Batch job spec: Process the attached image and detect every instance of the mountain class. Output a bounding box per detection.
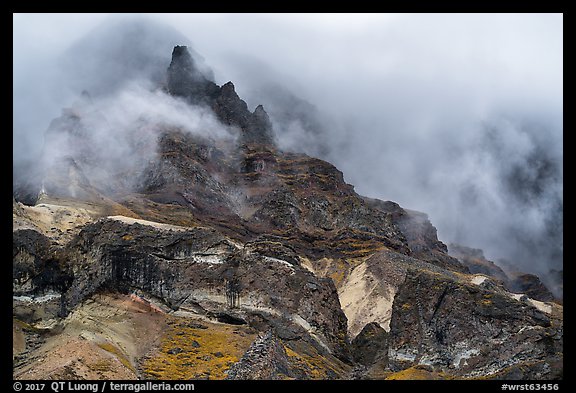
[448,243,557,302]
[13,39,562,380]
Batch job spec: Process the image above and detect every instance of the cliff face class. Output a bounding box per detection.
[387,270,562,379]
[13,44,562,380]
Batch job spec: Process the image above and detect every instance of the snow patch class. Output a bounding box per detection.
[508,292,552,314]
[292,314,312,331]
[191,255,224,265]
[389,348,417,362]
[452,348,480,368]
[262,256,295,273]
[471,275,488,285]
[528,299,552,314]
[292,314,331,353]
[107,215,190,231]
[13,293,61,303]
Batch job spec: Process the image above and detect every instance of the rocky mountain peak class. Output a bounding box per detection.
[211,81,274,146]
[167,45,219,105]
[214,81,248,115]
[166,46,275,146]
[220,81,237,96]
[253,104,267,116]
[245,104,274,146]
[253,104,272,128]
[168,45,197,76]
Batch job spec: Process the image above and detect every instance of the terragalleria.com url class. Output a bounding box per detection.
[107,382,194,392]
[46,381,194,392]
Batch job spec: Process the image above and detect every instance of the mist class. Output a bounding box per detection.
[13,13,562,289]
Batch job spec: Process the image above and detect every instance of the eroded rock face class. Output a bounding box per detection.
[387,269,562,379]
[134,129,414,263]
[167,45,220,105]
[14,217,350,362]
[351,322,388,367]
[13,229,57,295]
[338,248,465,340]
[13,229,72,322]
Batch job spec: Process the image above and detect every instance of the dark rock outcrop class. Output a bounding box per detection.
[507,273,556,303]
[226,330,293,379]
[13,230,72,297]
[212,82,275,146]
[247,104,274,145]
[13,229,73,321]
[387,269,562,379]
[167,45,220,105]
[213,81,251,129]
[351,322,388,367]
[363,198,467,273]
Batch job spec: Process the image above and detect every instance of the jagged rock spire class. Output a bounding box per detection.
[167,45,219,104]
[168,45,196,76]
[167,45,276,146]
[247,104,274,145]
[213,81,251,128]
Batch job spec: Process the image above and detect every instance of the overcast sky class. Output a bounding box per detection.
[13,13,563,284]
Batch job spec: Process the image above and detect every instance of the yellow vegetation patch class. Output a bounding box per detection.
[480,293,494,306]
[284,342,350,379]
[141,317,257,380]
[385,366,454,380]
[340,247,384,257]
[402,303,412,310]
[313,257,366,289]
[478,294,493,305]
[450,271,473,282]
[97,342,135,373]
[88,360,113,372]
[329,270,346,288]
[13,318,45,334]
